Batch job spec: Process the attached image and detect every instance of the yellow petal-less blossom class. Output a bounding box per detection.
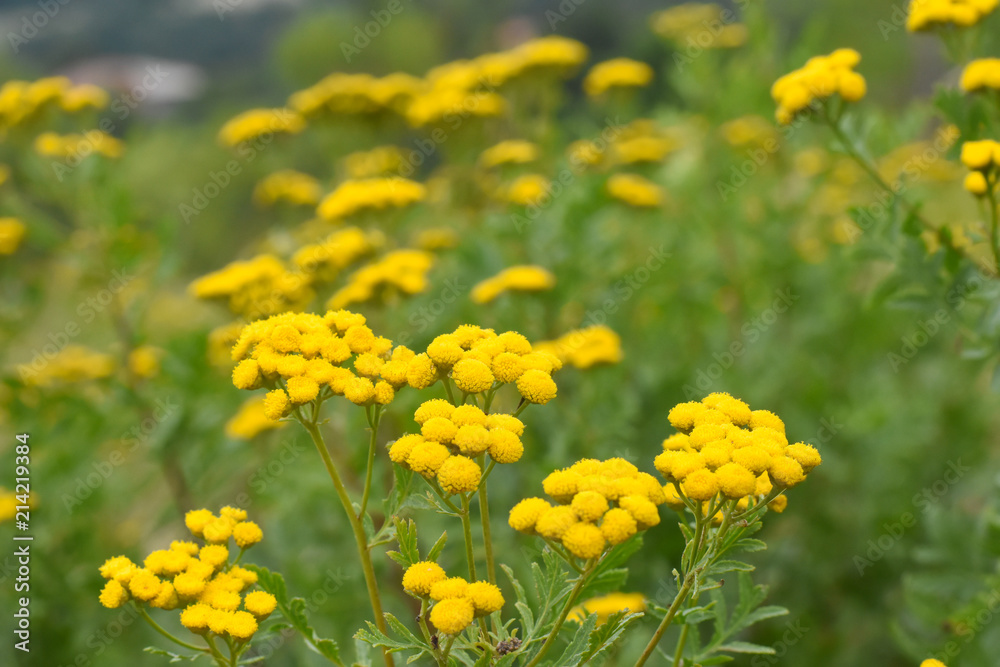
[502,173,551,206]
[263,389,291,420]
[479,140,539,167]
[961,58,1000,93]
[534,325,623,369]
[599,508,638,545]
[606,173,663,207]
[243,591,277,619]
[225,396,289,439]
[429,597,475,635]
[185,510,215,538]
[430,577,470,601]
[771,49,866,125]
[100,580,130,608]
[227,611,258,641]
[128,569,163,601]
[487,429,524,463]
[907,0,998,31]
[34,130,124,159]
[317,177,427,221]
[0,217,26,255]
[568,592,646,625]
[471,265,555,303]
[516,369,557,404]
[452,358,495,394]
[536,505,580,540]
[232,521,263,548]
[920,660,949,667]
[651,4,747,48]
[583,58,654,97]
[561,522,607,559]
[218,108,305,146]
[508,497,553,533]
[437,455,482,494]
[464,581,504,615]
[253,169,322,207]
[571,491,610,522]
[402,561,447,596]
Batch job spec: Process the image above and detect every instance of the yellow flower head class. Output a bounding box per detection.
[430,577,469,601]
[561,522,607,559]
[606,173,663,207]
[907,0,997,31]
[599,507,638,545]
[0,218,26,255]
[437,455,482,494]
[961,58,1000,93]
[584,58,654,97]
[465,581,504,614]
[771,48,866,124]
[99,579,130,608]
[232,521,264,548]
[479,139,539,168]
[516,369,557,404]
[402,561,447,596]
[244,591,277,619]
[509,497,553,533]
[430,597,475,635]
[471,265,555,303]
[218,108,305,146]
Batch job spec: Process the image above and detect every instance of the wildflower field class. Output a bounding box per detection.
[4,1,1000,666]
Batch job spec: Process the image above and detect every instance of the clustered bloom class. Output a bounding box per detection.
[0,217,26,255]
[771,48,866,125]
[291,227,382,283]
[190,254,312,319]
[344,145,407,178]
[583,58,654,97]
[478,140,539,168]
[654,393,822,516]
[327,249,434,309]
[606,173,664,208]
[400,561,504,635]
[960,58,1000,93]
[230,310,409,415]
[534,325,624,369]
[98,507,275,647]
[510,457,671,559]
[0,76,109,129]
[316,177,427,221]
[501,173,552,206]
[217,108,305,146]
[906,0,998,31]
[21,344,115,387]
[567,592,646,625]
[959,139,1000,196]
[650,4,747,48]
[34,130,124,159]
[253,169,322,207]
[470,265,556,303]
[610,119,678,165]
[225,396,289,440]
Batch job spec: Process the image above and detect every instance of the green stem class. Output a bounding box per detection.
[460,494,478,582]
[987,188,999,273]
[512,401,529,418]
[136,606,209,653]
[672,622,692,667]
[300,418,394,667]
[205,635,229,667]
[634,573,697,667]
[360,406,382,519]
[443,377,458,405]
[477,457,497,586]
[523,559,597,667]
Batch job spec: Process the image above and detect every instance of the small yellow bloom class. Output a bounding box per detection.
[437,455,482,494]
[584,58,654,97]
[0,218,26,255]
[430,597,475,635]
[402,561,447,596]
[99,580,129,608]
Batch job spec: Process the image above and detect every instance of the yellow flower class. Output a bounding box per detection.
[479,140,539,167]
[599,508,638,545]
[465,581,504,615]
[253,169,321,207]
[227,610,258,641]
[516,369,557,404]
[561,522,607,559]
[571,491,609,522]
[263,388,291,420]
[606,173,663,207]
[437,456,482,494]
[402,561,447,596]
[771,48,866,124]
[961,58,1000,92]
[200,545,230,569]
[471,265,555,303]
[0,218,26,255]
[185,510,215,538]
[907,0,997,31]
[534,325,623,369]
[218,108,305,146]
[509,497,553,533]
[407,442,452,478]
[502,174,551,206]
[344,145,406,178]
[128,568,163,601]
[486,414,525,436]
[452,358,495,394]
[965,171,989,195]
[768,456,806,488]
[244,591,277,619]
[232,521,263,548]
[618,495,660,529]
[99,580,129,608]
[536,505,580,540]
[317,177,427,221]
[226,397,287,439]
[583,58,654,97]
[407,353,440,389]
[715,462,757,499]
[785,443,822,473]
[487,429,524,463]
[180,603,213,633]
[430,598,475,635]
[430,577,469,601]
[681,469,718,501]
[920,660,948,667]
[749,409,785,434]
[34,130,124,158]
[568,592,646,625]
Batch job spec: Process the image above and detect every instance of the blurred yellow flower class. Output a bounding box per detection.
[0,217,26,255]
[568,592,646,624]
[471,265,555,303]
[217,108,305,146]
[478,140,539,168]
[583,58,654,97]
[606,173,663,207]
[253,170,321,207]
[907,0,997,31]
[317,177,427,221]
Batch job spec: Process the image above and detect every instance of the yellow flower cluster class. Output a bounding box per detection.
[583,58,654,97]
[0,217,26,255]
[534,325,623,369]
[217,108,305,146]
[344,145,406,178]
[470,265,556,304]
[651,4,747,48]
[23,345,115,387]
[960,139,1000,196]
[225,396,288,439]
[510,457,670,559]
[606,173,664,207]
[34,131,124,159]
[567,592,645,624]
[190,255,312,319]
[231,310,409,414]
[327,249,434,309]
[317,177,427,221]
[720,115,778,148]
[479,140,539,168]
[400,562,504,635]
[920,660,948,667]
[961,58,1000,92]
[502,174,551,206]
[0,489,36,522]
[610,119,678,165]
[414,227,459,251]
[128,345,163,379]
[99,507,274,646]
[654,394,821,511]
[390,402,524,487]
[291,227,382,283]
[405,87,507,127]
[253,170,322,207]
[289,72,423,117]
[906,0,998,31]
[0,77,108,128]
[771,49,866,125]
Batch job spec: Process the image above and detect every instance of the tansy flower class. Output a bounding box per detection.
[561,522,607,559]
[509,498,552,533]
[479,140,539,167]
[99,580,129,608]
[180,603,213,633]
[584,58,654,97]
[233,521,263,548]
[568,592,646,625]
[771,48,866,125]
[471,265,555,303]
[402,561,446,596]
[533,325,623,369]
[907,0,997,31]
[0,218,26,255]
[437,456,482,494]
[599,508,638,545]
[606,173,663,207]
[263,389,291,420]
[430,577,469,601]
[429,597,475,635]
[317,177,426,221]
[218,108,305,146]
[464,581,504,615]
[128,569,163,601]
[487,429,524,463]
[516,369,557,404]
[451,358,495,394]
[227,610,258,641]
[253,169,321,207]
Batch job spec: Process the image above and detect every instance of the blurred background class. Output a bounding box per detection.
[1,1,1000,666]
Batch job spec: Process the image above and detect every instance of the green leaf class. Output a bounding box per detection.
[553,612,598,667]
[717,641,776,655]
[142,646,204,662]
[706,560,755,577]
[729,538,767,555]
[576,610,644,665]
[383,613,425,647]
[692,571,788,664]
[427,530,448,562]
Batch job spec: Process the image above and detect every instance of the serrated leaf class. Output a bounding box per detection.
[427,531,448,562]
[706,560,755,577]
[553,612,598,666]
[729,538,767,554]
[384,613,426,647]
[576,610,643,665]
[717,641,776,654]
[142,646,204,662]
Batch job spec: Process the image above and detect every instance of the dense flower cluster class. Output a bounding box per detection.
[610,119,678,165]
[344,145,407,178]
[230,310,407,415]
[606,173,664,207]
[510,457,670,559]
[253,169,322,207]
[327,249,434,309]
[960,139,1000,196]
[651,4,747,48]
[400,561,504,635]
[289,72,424,117]
[225,396,288,440]
[34,130,123,159]
[771,48,866,125]
[470,265,556,303]
[567,592,646,624]
[190,255,312,319]
[23,345,115,386]
[906,0,998,31]
[316,177,427,221]
[0,217,26,255]
[960,58,1000,93]
[534,325,624,369]
[479,140,539,168]
[583,58,654,97]
[654,394,821,514]
[291,227,382,283]
[502,174,551,206]
[0,76,108,128]
[217,108,305,146]
[98,507,275,646]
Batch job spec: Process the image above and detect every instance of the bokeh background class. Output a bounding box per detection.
[2,1,1000,666]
